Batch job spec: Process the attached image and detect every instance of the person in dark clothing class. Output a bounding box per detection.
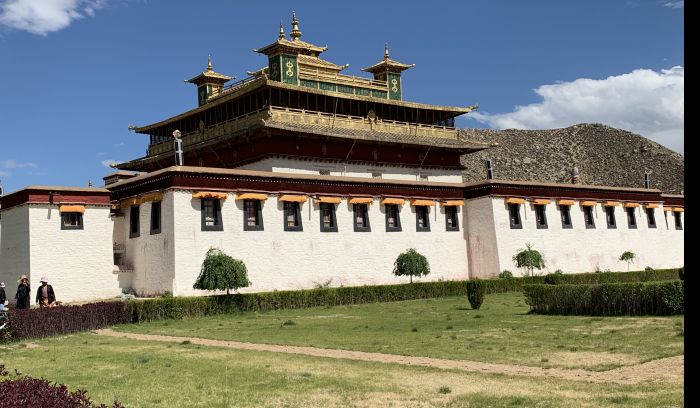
[0,282,7,311]
[36,276,56,308]
[15,275,31,309]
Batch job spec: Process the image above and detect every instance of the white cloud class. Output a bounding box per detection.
[1,159,37,169]
[0,170,11,177]
[101,159,123,168]
[467,66,684,154]
[663,1,683,8]
[0,0,106,36]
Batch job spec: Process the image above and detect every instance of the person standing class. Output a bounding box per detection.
[36,277,56,308]
[0,282,7,311]
[15,275,30,309]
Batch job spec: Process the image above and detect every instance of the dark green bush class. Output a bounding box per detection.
[544,273,565,285]
[523,281,684,316]
[679,266,684,281]
[498,270,513,279]
[466,279,485,310]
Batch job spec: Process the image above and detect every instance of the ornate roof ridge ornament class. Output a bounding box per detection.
[278,22,285,40]
[207,54,213,71]
[291,11,302,41]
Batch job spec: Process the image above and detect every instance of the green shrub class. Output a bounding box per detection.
[523,281,684,315]
[393,248,430,283]
[619,251,636,272]
[498,270,513,279]
[466,279,485,310]
[679,266,684,281]
[544,273,565,285]
[512,243,545,277]
[193,247,250,295]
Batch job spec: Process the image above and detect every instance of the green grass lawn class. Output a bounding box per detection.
[115,292,684,371]
[0,333,683,407]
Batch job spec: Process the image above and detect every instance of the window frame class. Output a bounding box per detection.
[604,206,617,229]
[508,203,522,229]
[60,212,84,230]
[385,204,402,232]
[129,205,140,238]
[560,205,573,229]
[534,204,548,229]
[150,201,162,235]
[583,205,596,229]
[674,212,683,230]
[283,201,303,232]
[243,199,264,231]
[319,202,338,232]
[201,198,223,231]
[626,207,637,229]
[415,205,431,232]
[353,203,371,232]
[445,206,459,231]
[646,208,657,228]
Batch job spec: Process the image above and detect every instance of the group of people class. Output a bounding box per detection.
[0,275,57,311]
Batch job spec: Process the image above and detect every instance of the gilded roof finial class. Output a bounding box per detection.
[278,22,285,40]
[207,54,212,71]
[290,11,302,41]
[384,43,389,61]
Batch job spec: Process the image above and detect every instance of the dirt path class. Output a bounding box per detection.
[95,329,682,385]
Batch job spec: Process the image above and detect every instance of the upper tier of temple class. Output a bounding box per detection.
[119,13,481,172]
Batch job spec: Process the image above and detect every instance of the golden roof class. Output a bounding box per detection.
[254,12,327,56]
[186,55,233,84]
[297,54,347,71]
[362,45,414,74]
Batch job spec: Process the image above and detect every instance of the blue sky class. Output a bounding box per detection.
[0,0,684,194]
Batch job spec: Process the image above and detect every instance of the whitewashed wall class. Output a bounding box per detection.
[238,157,463,183]
[122,194,176,297]
[169,190,469,296]
[0,205,30,295]
[485,197,684,277]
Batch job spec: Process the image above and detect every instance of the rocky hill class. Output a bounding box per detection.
[459,123,684,194]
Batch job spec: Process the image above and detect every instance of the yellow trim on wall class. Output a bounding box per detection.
[673,207,684,213]
[348,197,374,204]
[532,199,551,205]
[410,199,434,206]
[192,192,228,200]
[556,199,575,206]
[440,200,464,207]
[579,201,597,207]
[623,202,640,208]
[58,205,85,214]
[315,196,342,204]
[505,197,525,205]
[235,193,268,201]
[603,201,620,207]
[278,194,308,203]
[644,203,660,209]
[381,197,405,205]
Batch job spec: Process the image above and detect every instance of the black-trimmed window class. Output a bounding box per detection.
[284,202,303,231]
[508,204,522,229]
[61,212,83,230]
[646,208,656,228]
[129,205,140,238]
[560,205,572,229]
[353,204,371,232]
[605,206,616,229]
[201,199,223,231]
[385,204,401,232]
[674,212,683,230]
[150,201,161,235]
[320,203,337,232]
[583,206,595,229]
[243,200,263,231]
[534,205,548,229]
[445,206,459,231]
[416,206,430,232]
[626,207,637,229]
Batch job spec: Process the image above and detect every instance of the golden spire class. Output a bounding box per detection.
[207,54,212,71]
[278,22,285,40]
[384,43,389,61]
[290,11,302,41]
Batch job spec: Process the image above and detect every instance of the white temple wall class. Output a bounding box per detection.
[27,205,120,302]
[238,157,463,183]
[464,197,502,278]
[487,197,684,277]
[170,190,469,296]
[0,205,30,292]
[123,194,176,296]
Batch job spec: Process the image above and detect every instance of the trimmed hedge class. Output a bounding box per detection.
[523,281,684,315]
[129,280,467,322]
[466,280,485,309]
[7,302,130,341]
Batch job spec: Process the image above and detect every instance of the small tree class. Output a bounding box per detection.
[194,247,251,295]
[619,251,636,272]
[393,248,430,283]
[512,243,545,277]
